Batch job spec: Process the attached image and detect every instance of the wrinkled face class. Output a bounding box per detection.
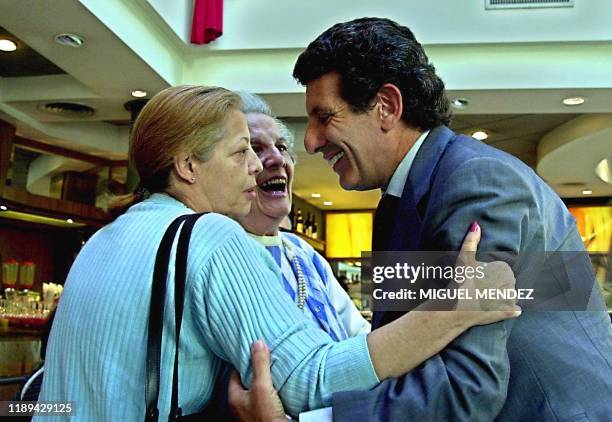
[192,109,262,219]
[304,72,390,191]
[245,113,294,224]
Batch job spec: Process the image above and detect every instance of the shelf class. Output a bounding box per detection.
[292,231,325,253]
[1,187,110,227]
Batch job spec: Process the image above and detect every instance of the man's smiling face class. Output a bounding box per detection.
[304,72,394,191]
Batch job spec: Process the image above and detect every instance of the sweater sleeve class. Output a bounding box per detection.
[195,227,378,417]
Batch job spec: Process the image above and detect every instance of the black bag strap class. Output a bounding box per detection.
[146,215,187,422]
[169,213,203,420]
[145,213,205,422]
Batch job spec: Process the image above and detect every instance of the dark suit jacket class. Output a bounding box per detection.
[332,126,612,421]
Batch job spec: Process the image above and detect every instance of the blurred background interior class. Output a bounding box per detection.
[1,0,611,399]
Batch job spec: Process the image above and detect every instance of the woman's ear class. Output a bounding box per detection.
[377,83,403,132]
[173,154,196,184]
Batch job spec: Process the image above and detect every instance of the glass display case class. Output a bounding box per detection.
[324,211,374,319]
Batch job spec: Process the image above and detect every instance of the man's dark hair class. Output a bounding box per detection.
[293,17,451,129]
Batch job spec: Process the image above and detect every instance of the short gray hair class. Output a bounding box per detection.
[238,91,295,159]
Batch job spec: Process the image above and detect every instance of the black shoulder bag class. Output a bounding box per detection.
[144,213,206,421]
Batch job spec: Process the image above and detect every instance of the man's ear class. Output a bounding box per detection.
[173,154,196,184]
[376,83,403,132]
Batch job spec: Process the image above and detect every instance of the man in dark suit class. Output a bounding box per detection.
[230,17,612,421]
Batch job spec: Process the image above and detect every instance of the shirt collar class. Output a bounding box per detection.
[384,130,430,197]
[247,232,282,247]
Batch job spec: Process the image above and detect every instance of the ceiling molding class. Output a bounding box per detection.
[15,135,128,168]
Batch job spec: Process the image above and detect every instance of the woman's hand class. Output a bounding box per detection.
[367,222,522,380]
[452,222,522,325]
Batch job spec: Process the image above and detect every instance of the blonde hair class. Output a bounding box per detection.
[108,85,241,217]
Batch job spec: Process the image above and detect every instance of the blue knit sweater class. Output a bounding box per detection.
[36,194,377,420]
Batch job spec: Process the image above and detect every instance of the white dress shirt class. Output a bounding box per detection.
[385,129,430,197]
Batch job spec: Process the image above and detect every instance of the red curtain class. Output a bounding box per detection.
[190,0,223,44]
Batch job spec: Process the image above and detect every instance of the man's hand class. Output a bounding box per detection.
[228,340,287,422]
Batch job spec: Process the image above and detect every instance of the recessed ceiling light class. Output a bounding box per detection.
[595,157,610,184]
[54,33,84,48]
[451,98,469,108]
[562,96,585,106]
[131,90,147,98]
[581,189,593,195]
[311,193,321,198]
[323,201,333,206]
[0,205,7,211]
[471,130,488,141]
[0,39,17,52]
[66,218,74,224]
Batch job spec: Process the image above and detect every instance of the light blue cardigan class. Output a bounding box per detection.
[37,194,377,420]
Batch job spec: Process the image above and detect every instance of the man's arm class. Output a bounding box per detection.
[332,157,537,421]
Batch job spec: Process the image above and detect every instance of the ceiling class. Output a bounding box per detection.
[0,0,610,210]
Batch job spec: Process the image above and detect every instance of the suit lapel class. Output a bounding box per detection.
[387,126,456,251]
[372,126,456,328]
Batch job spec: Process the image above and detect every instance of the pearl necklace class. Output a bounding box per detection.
[282,238,306,310]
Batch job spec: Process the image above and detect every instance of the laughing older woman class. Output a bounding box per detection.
[236,92,369,341]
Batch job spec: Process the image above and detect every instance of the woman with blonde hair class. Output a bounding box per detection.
[37,85,519,421]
